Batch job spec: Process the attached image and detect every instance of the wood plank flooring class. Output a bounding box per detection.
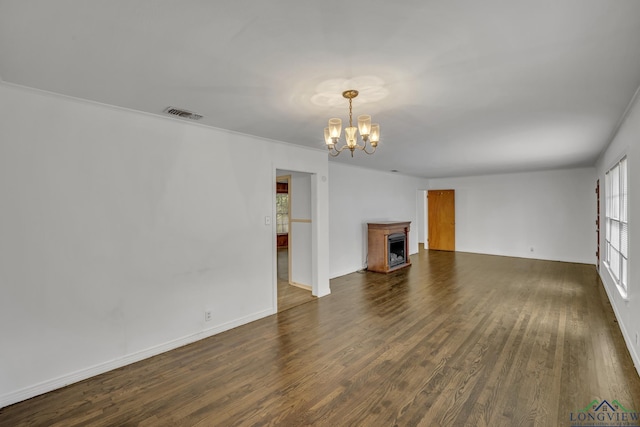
[277,248,315,312]
[2,249,640,426]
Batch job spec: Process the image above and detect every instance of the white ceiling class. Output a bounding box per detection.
[1,0,640,178]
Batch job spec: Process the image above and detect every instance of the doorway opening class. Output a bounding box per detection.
[276,172,315,312]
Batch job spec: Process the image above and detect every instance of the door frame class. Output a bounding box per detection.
[273,165,330,307]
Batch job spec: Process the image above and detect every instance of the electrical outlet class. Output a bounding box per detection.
[205,310,212,322]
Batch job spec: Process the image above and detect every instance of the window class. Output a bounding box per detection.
[604,156,628,296]
[276,193,289,234]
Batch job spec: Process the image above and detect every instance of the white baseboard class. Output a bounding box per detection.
[0,308,274,409]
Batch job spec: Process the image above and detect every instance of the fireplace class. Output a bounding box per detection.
[388,233,406,268]
[367,222,411,273]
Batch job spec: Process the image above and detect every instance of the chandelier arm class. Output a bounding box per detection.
[362,143,377,155]
[335,144,349,153]
[328,143,346,156]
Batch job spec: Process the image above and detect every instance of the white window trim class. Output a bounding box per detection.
[603,155,628,299]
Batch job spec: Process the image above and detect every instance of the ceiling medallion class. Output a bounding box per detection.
[324,90,379,157]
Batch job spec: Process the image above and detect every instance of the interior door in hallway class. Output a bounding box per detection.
[428,190,455,251]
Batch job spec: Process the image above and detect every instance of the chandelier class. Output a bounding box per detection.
[324,90,380,157]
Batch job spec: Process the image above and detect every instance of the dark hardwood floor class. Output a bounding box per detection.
[277,248,315,312]
[2,249,640,426]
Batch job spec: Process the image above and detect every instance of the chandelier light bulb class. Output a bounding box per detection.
[324,127,333,147]
[345,127,358,148]
[370,123,380,146]
[328,118,342,140]
[358,115,371,138]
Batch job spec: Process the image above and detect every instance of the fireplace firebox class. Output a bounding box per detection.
[388,233,406,268]
[367,222,411,273]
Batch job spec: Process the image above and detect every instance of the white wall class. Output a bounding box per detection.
[328,163,429,278]
[0,83,329,407]
[596,91,640,375]
[417,190,427,245]
[429,168,596,264]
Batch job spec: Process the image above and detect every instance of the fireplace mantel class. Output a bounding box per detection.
[367,222,411,273]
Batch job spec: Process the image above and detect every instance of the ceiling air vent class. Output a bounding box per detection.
[163,107,203,121]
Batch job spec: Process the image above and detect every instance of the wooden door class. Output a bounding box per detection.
[428,190,455,251]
